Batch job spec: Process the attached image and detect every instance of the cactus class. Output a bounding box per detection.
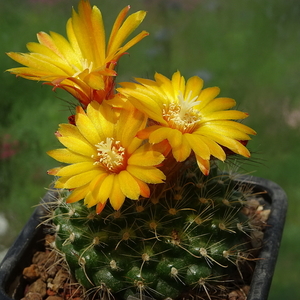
[50,163,262,300]
[6,1,261,299]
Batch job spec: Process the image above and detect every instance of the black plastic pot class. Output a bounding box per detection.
[0,176,287,300]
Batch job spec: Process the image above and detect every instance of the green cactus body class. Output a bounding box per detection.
[52,166,258,300]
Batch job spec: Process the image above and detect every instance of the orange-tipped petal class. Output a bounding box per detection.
[47,167,62,175]
[96,201,107,214]
[196,156,210,176]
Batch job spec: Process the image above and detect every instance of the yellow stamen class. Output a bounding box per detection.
[94,137,125,172]
[162,91,201,132]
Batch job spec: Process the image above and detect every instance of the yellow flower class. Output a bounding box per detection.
[47,101,165,213]
[6,0,148,107]
[118,71,256,175]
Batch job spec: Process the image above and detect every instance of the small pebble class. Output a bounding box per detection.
[21,292,43,300]
[45,296,64,300]
[23,264,40,281]
[27,278,47,298]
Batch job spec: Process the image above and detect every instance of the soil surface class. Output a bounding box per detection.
[21,235,84,300]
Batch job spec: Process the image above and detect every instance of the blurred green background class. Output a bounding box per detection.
[0,0,299,298]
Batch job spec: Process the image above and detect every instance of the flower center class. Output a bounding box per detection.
[162,91,201,133]
[94,137,126,172]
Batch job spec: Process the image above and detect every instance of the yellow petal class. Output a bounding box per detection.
[184,134,211,160]
[118,170,140,200]
[127,165,165,184]
[58,123,82,139]
[172,139,192,162]
[66,184,90,203]
[109,175,126,210]
[58,136,96,157]
[214,120,257,136]
[64,169,101,188]
[7,52,67,77]
[197,87,220,110]
[185,76,203,100]
[116,103,147,149]
[134,177,150,198]
[75,106,101,145]
[89,172,108,191]
[128,145,165,166]
[118,85,166,124]
[170,71,185,95]
[26,41,63,63]
[167,129,182,149]
[199,97,236,113]
[37,31,63,58]
[49,30,81,68]
[107,10,147,60]
[136,75,172,105]
[54,177,68,189]
[155,72,178,100]
[6,66,55,80]
[233,142,251,157]
[196,135,226,161]
[96,174,115,205]
[136,125,160,140]
[84,191,98,207]
[87,101,116,140]
[107,5,130,51]
[203,110,249,121]
[200,124,252,141]
[71,2,95,64]
[66,18,82,61]
[89,3,106,65]
[56,162,95,177]
[199,131,250,157]
[148,127,171,144]
[113,31,149,61]
[85,173,108,207]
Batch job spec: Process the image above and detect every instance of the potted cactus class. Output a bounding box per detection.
[1,1,287,300]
